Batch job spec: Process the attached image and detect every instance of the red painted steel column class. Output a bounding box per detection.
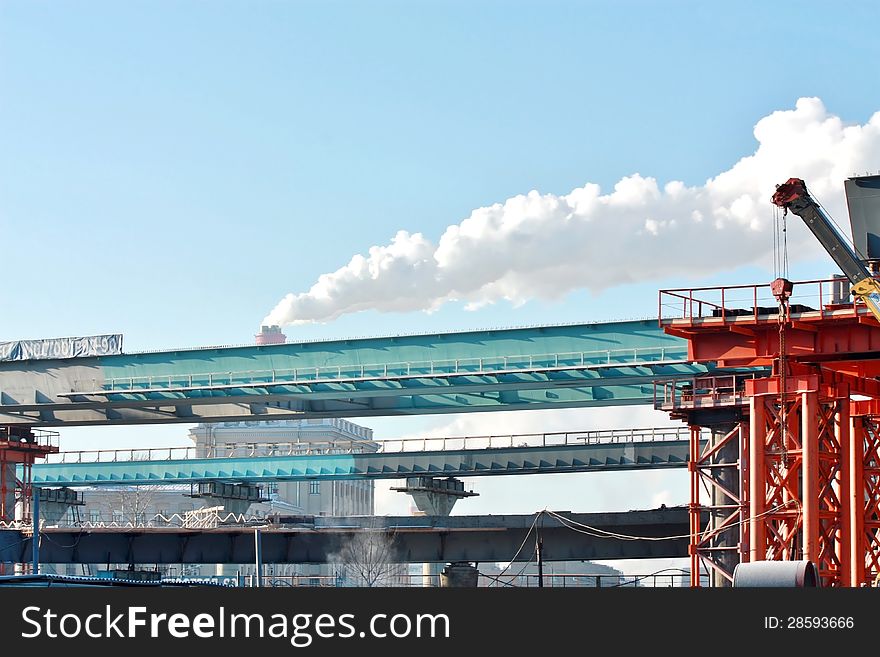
[837,400,852,586]
[749,396,766,561]
[689,425,701,587]
[850,416,866,586]
[802,391,819,566]
[739,421,750,565]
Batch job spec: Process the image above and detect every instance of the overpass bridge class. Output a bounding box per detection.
[0,319,712,427]
[0,508,691,564]
[30,427,696,486]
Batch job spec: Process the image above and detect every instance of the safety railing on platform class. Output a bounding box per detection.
[0,427,60,450]
[43,426,697,465]
[654,374,759,410]
[659,277,857,324]
[74,345,690,395]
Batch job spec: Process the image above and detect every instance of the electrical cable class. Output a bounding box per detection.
[478,572,517,587]
[545,502,799,541]
[773,205,780,279]
[510,545,538,581]
[608,567,691,588]
[488,511,542,586]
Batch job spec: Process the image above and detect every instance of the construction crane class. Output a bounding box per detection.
[771,177,880,322]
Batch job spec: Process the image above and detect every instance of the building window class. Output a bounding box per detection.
[309,481,320,495]
[89,510,101,523]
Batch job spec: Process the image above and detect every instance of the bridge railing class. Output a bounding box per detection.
[377,426,694,453]
[43,426,697,465]
[44,440,378,464]
[659,277,856,324]
[238,572,697,588]
[80,345,690,394]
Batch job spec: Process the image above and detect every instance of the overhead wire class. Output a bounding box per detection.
[478,572,517,587]
[544,501,800,542]
[486,511,541,586]
[608,567,691,588]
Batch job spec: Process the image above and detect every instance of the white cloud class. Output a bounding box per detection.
[263,97,880,326]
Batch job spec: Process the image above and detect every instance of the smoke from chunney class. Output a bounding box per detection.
[263,98,880,327]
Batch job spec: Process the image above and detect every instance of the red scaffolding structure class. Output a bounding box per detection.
[0,426,59,523]
[659,278,880,587]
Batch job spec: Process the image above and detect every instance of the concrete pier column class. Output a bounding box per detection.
[393,477,478,586]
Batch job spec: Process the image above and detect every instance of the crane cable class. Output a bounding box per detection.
[774,204,790,464]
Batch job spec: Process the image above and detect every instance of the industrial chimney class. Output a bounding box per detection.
[255,325,287,345]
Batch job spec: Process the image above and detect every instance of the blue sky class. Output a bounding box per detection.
[3,2,880,568]
[4,1,878,347]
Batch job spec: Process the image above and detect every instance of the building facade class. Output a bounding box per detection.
[188,418,377,518]
[52,418,379,579]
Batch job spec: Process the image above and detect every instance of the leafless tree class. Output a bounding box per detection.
[334,524,400,587]
[100,486,160,526]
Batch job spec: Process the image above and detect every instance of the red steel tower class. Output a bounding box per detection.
[659,278,880,586]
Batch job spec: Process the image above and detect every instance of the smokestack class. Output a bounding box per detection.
[255,325,287,345]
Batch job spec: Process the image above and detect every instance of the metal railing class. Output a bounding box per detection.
[0,427,60,449]
[659,277,859,324]
[238,572,697,588]
[377,426,693,453]
[31,509,265,530]
[76,346,689,395]
[45,440,377,464]
[480,572,695,588]
[44,426,697,465]
[654,374,759,410]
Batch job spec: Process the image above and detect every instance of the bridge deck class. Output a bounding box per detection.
[0,509,691,563]
[32,427,696,485]
[0,319,710,426]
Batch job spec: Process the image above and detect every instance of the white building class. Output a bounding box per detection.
[55,418,379,580]
[189,418,378,518]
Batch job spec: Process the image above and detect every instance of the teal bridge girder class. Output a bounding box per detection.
[30,428,699,486]
[0,319,717,427]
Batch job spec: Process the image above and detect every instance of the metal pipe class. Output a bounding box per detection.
[32,486,40,575]
[689,425,701,587]
[749,396,767,561]
[836,398,851,586]
[536,531,544,588]
[802,391,819,566]
[850,416,866,586]
[254,528,263,587]
[733,560,818,587]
